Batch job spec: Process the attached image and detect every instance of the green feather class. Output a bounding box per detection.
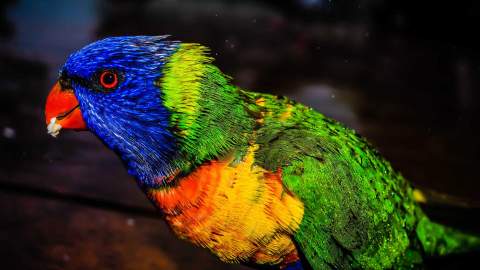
[159,43,254,172]
[249,92,480,269]
[161,43,480,269]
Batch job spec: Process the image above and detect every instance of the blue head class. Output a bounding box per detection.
[47,36,181,187]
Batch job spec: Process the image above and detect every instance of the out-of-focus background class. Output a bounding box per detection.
[0,0,479,269]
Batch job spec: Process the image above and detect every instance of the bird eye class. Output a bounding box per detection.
[99,70,118,89]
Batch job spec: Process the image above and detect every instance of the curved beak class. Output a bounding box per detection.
[45,81,87,137]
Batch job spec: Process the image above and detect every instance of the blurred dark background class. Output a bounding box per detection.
[0,0,479,269]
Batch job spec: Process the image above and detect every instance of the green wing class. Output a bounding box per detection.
[250,93,424,269]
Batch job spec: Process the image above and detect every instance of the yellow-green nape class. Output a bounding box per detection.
[158,42,253,166]
[160,43,213,137]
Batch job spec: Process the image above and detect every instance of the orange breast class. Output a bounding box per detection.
[147,145,305,266]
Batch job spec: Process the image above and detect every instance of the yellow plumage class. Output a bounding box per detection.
[148,145,304,265]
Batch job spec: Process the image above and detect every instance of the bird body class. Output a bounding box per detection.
[45,36,480,269]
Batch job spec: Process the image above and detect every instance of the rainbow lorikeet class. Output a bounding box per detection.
[44,36,479,269]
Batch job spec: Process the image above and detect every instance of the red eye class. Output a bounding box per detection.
[99,71,118,89]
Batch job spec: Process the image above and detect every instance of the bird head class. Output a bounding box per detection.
[45,36,182,186]
[45,36,252,187]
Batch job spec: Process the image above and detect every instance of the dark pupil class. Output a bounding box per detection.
[103,73,115,85]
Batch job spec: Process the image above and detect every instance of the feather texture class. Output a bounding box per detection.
[53,36,480,269]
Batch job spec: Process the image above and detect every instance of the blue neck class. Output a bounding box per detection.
[79,87,181,188]
[62,36,186,188]
[73,46,183,188]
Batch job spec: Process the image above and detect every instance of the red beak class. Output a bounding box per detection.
[45,81,87,132]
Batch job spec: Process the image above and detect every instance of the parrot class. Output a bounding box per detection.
[44,36,479,269]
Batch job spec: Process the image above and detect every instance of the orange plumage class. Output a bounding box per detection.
[147,145,304,266]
